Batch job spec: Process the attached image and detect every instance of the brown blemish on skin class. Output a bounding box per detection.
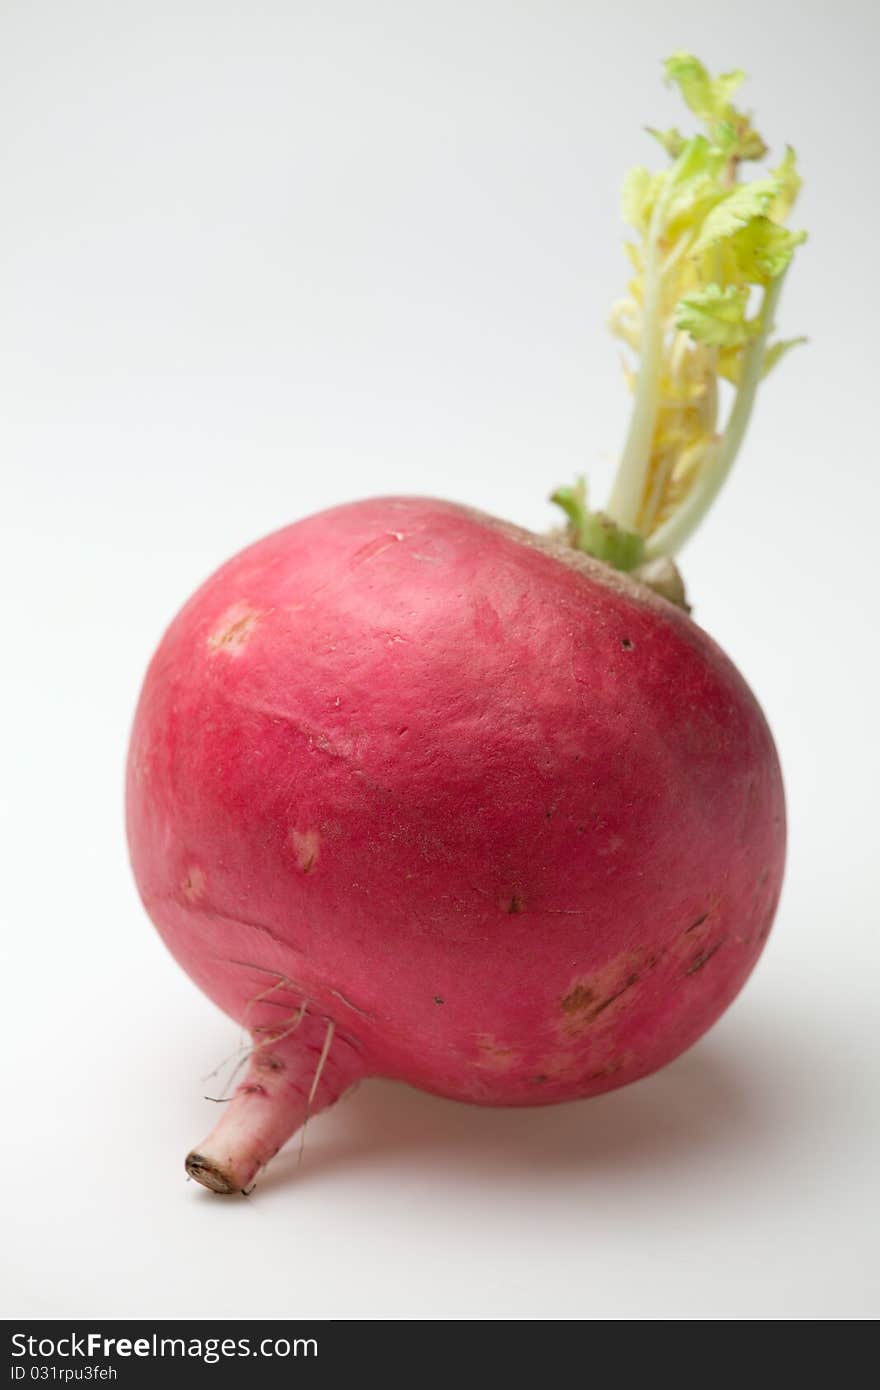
[532,1050,576,1081]
[182,866,206,902]
[587,1066,619,1082]
[586,1052,634,1082]
[208,604,262,653]
[561,983,597,1015]
[290,828,320,874]
[475,1035,521,1071]
[433,995,444,1005]
[588,973,640,1019]
[506,894,526,915]
[686,912,709,933]
[621,637,634,651]
[685,940,725,975]
[253,1051,284,1073]
[668,903,727,976]
[559,948,662,1038]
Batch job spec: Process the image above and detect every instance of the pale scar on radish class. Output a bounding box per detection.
[475,1035,523,1071]
[290,828,320,873]
[208,603,263,652]
[350,531,405,566]
[181,866,205,902]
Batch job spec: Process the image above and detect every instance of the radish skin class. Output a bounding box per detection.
[126,497,785,1191]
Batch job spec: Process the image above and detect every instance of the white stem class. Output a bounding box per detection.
[639,448,675,533]
[644,273,785,559]
[606,211,667,530]
[606,168,704,534]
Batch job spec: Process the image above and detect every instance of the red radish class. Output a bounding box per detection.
[126,55,804,1192]
[128,498,784,1193]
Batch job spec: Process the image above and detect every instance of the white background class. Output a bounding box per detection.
[2,0,878,1320]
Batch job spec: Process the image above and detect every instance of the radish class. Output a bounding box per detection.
[126,54,804,1193]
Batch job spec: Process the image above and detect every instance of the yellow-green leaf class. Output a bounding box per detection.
[646,126,686,158]
[664,53,745,123]
[718,334,807,384]
[664,52,766,161]
[675,283,758,347]
[622,166,659,231]
[729,218,808,284]
[769,146,802,221]
[692,178,780,254]
[761,335,808,375]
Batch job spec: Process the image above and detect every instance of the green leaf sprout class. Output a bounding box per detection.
[553,53,806,566]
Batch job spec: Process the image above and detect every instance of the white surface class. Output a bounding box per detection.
[2,0,878,1321]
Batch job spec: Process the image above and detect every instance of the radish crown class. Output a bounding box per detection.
[553,53,806,568]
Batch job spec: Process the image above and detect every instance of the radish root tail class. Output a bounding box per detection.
[185,1013,360,1195]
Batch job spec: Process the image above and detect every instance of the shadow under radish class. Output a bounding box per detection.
[246,1028,797,1198]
